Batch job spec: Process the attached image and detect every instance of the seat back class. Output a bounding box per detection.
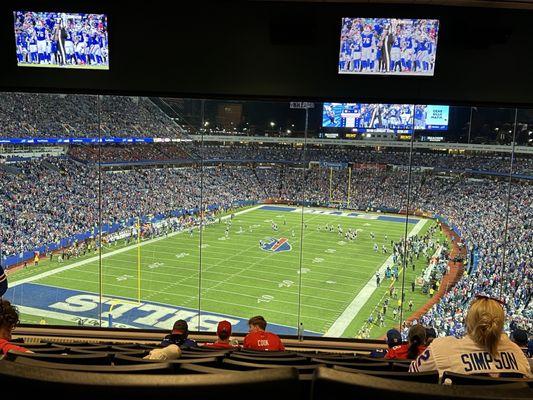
[311,367,532,400]
[0,360,299,400]
[333,365,440,383]
[442,371,532,386]
[5,350,111,365]
[229,353,309,364]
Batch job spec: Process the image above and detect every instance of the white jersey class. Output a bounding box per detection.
[410,334,532,378]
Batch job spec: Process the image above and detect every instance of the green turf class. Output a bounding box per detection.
[10,206,443,338]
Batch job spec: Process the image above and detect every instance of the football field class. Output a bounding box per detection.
[7,205,441,338]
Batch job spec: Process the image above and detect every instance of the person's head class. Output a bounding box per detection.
[248,315,267,332]
[466,296,504,356]
[407,324,427,359]
[510,329,528,348]
[171,319,189,338]
[425,327,437,345]
[217,320,232,341]
[386,328,402,348]
[0,299,20,341]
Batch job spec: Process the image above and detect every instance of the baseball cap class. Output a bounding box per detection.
[510,329,528,346]
[217,320,232,338]
[171,319,189,335]
[386,329,402,347]
[0,266,7,297]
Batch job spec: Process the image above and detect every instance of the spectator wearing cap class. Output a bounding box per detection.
[202,320,238,349]
[159,319,197,349]
[243,316,285,351]
[385,324,427,360]
[369,328,403,358]
[0,299,31,355]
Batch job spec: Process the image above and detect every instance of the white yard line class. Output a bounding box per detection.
[9,205,262,288]
[324,218,428,338]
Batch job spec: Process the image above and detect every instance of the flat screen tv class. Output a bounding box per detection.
[322,102,415,133]
[414,105,449,130]
[14,11,109,69]
[339,17,439,76]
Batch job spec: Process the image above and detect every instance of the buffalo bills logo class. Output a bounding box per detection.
[260,238,292,253]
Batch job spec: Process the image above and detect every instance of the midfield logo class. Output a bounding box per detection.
[260,237,292,253]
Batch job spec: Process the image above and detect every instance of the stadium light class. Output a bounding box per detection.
[286,129,292,134]
[270,121,276,127]
[204,121,210,127]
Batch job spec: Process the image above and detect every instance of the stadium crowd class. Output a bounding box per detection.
[0,153,530,341]
[0,93,184,138]
[60,143,533,174]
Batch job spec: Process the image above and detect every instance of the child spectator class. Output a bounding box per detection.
[202,320,238,349]
[243,316,285,351]
[0,300,31,355]
[159,319,197,349]
[385,324,426,360]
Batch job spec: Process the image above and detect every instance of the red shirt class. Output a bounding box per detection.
[0,339,30,355]
[243,331,285,351]
[385,343,427,360]
[201,341,238,349]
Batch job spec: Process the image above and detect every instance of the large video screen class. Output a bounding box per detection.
[414,105,449,131]
[339,18,439,76]
[14,11,109,69]
[322,102,415,133]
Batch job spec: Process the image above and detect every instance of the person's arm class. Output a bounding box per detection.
[384,348,395,359]
[409,347,438,372]
[1,342,32,355]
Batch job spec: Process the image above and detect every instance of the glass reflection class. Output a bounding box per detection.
[0,94,530,343]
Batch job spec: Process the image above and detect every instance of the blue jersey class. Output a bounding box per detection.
[77,31,84,43]
[392,36,401,48]
[46,18,55,31]
[341,40,351,55]
[404,37,413,50]
[16,33,27,47]
[361,32,373,48]
[415,107,424,121]
[35,26,46,41]
[425,40,433,54]
[65,29,74,42]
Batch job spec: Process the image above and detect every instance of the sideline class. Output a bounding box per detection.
[9,205,262,288]
[324,218,428,337]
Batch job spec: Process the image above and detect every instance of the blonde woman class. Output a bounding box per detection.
[410,296,532,377]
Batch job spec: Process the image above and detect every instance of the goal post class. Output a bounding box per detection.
[325,163,352,208]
